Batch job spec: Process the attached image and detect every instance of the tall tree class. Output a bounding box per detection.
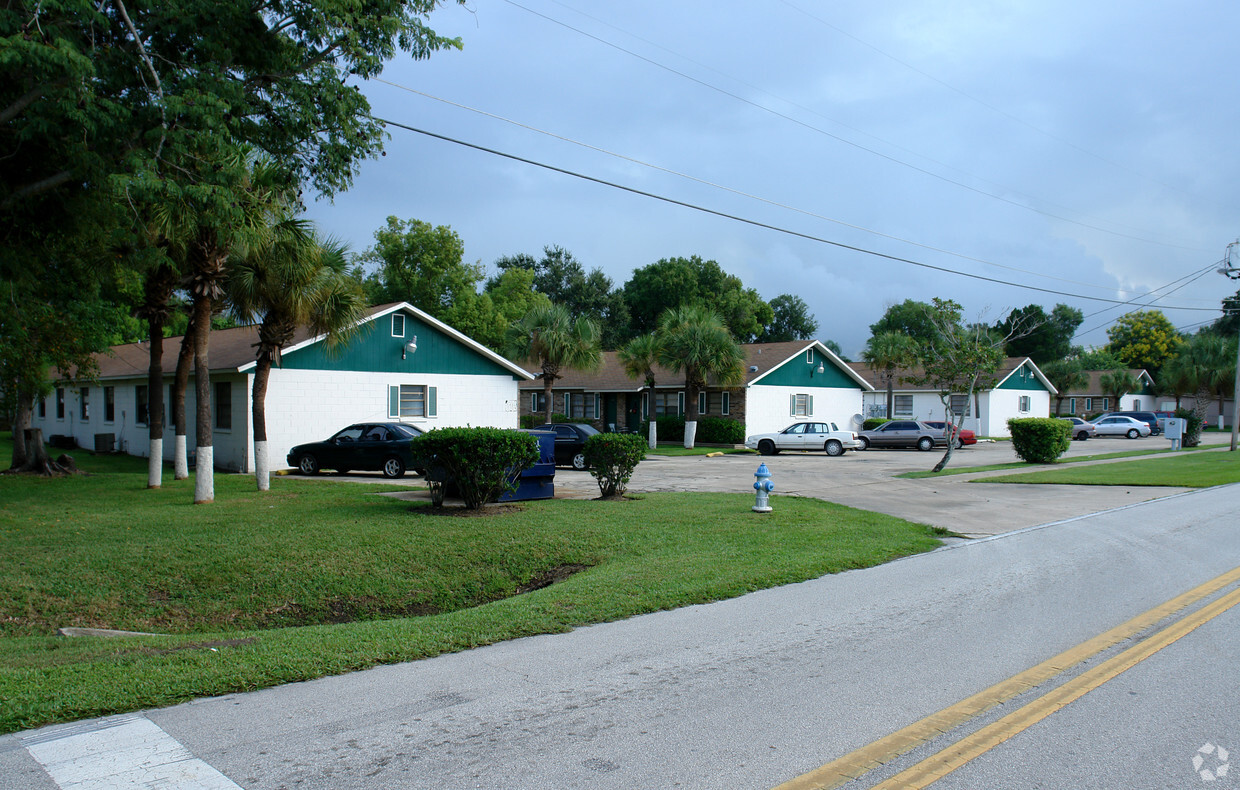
[618,333,663,449]
[494,246,629,348]
[228,221,367,491]
[1105,310,1182,377]
[861,332,918,420]
[998,303,1083,364]
[503,303,602,425]
[758,294,819,343]
[623,256,772,342]
[655,305,745,448]
[868,299,942,351]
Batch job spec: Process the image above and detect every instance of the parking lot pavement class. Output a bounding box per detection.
[606,435,1220,538]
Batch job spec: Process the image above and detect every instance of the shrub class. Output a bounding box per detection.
[1008,417,1071,463]
[583,433,648,497]
[1174,407,1203,447]
[697,416,745,444]
[410,428,539,509]
[863,418,891,431]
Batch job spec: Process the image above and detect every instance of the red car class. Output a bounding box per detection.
[922,421,977,446]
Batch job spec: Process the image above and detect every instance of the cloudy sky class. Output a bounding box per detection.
[306,0,1240,358]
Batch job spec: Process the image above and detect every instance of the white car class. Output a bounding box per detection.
[745,421,862,457]
[1092,415,1152,438]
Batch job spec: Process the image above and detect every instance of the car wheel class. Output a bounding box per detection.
[1126,428,1139,439]
[856,437,869,450]
[382,456,405,479]
[298,454,319,475]
[953,438,963,450]
[825,439,843,457]
[572,452,588,470]
[917,436,934,451]
[758,439,777,455]
[1076,431,1089,441]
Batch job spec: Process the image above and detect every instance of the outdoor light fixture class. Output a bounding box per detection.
[402,336,418,360]
[811,361,825,377]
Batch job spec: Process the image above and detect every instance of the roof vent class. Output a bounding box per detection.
[749,365,759,372]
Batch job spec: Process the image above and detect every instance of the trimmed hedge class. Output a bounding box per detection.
[410,428,539,509]
[1008,417,1071,463]
[863,418,891,431]
[583,433,648,497]
[641,415,745,444]
[520,413,570,429]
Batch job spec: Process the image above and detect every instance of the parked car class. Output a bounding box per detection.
[745,421,862,456]
[1095,411,1161,436]
[288,422,423,478]
[856,420,959,451]
[1154,411,1174,431]
[1092,415,1152,438]
[921,421,977,446]
[1059,417,1097,440]
[530,423,600,469]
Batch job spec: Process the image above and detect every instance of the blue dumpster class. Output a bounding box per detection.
[501,430,556,501]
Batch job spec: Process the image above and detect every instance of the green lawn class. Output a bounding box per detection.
[0,440,942,733]
[647,443,755,456]
[980,450,1240,487]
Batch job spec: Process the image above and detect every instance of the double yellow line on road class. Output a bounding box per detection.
[774,565,1240,790]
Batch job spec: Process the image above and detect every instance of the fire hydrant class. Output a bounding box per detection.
[753,463,774,513]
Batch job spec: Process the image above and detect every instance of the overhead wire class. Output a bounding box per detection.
[373,77,1177,299]
[373,114,1221,313]
[499,0,1211,253]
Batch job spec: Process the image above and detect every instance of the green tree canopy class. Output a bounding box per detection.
[868,299,941,350]
[503,303,602,425]
[623,256,772,343]
[493,246,628,348]
[1105,310,1183,375]
[757,294,819,343]
[998,303,1083,364]
[1039,358,1089,415]
[655,305,744,447]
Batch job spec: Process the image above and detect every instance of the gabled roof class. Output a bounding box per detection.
[1061,369,1151,398]
[848,357,1055,394]
[517,340,872,391]
[58,303,533,381]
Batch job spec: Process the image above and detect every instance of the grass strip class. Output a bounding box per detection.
[897,444,1218,479]
[978,451,1240,487]
[0,440,940,733]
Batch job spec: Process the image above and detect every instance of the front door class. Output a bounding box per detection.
[604,394,618,431]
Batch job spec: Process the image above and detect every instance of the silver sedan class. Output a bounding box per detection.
[1092,415,1152,438]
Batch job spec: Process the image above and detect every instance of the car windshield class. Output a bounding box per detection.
[579,424,601,436]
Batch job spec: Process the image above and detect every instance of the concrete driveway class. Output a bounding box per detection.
[551,434,1217,538]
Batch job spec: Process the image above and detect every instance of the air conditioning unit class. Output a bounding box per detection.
[94,433,115,453]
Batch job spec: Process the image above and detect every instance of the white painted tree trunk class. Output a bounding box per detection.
[684,420,698,449]
[254,440,270,492]
[194,446,213,504]
[147,439,162,489]
[647,420,658,450]
[174,436,188,480]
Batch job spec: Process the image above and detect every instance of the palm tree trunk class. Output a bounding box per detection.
[646,381,657,449]
[252,352,273,491]
[542,376,555,425]
[683,376,700,449]
[146,316,164,489]
[192,293,214,504]
[173,316,194,480]
[885,376,894,419]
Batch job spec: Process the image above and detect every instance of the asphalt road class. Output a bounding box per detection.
[4,481,1238,789]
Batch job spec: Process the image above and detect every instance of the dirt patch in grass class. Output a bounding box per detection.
[414,504,526,517]
[516,564,591,594]
[133,637,259,656]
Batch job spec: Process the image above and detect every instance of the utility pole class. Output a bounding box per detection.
[1219,240,1240,452]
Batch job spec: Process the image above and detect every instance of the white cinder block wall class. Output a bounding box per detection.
[745,386,864,436]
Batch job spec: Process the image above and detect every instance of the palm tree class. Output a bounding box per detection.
[618,333,663,449]
[1165,333,1233,443]
[861,331,918,419]
[504,303,602,425]
[1099,369,1138,412]
[655,305,744,448]
[1040,359,1088,415]
[228,221,367,491]
[152,155,288,503]
[133,261,180,488]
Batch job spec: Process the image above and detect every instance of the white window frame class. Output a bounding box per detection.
[56,388,65,421]
[391,313,405,338]
[104,386,115,423]
[791,393,812,417]
[949,394,969,418]
[1085,397,1093,412]
[79,386,89,421]
[566,392,596,420]
[1069,397,1076,414]
[1018,395,1031,413]
[722,391,731,415]
[390,384,437,419]
[893,394,913,416]
[698,391,708,415]
[136,386,148,426]
[1101,398,1110,411]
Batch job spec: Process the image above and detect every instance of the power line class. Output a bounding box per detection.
[1073,264,1222,340]
[500,0,1210,253]
[374,115,1221,313]
[375,77,1188,299]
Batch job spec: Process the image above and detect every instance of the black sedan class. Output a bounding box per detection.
[287,422,423,478]
[529,423,600,469]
